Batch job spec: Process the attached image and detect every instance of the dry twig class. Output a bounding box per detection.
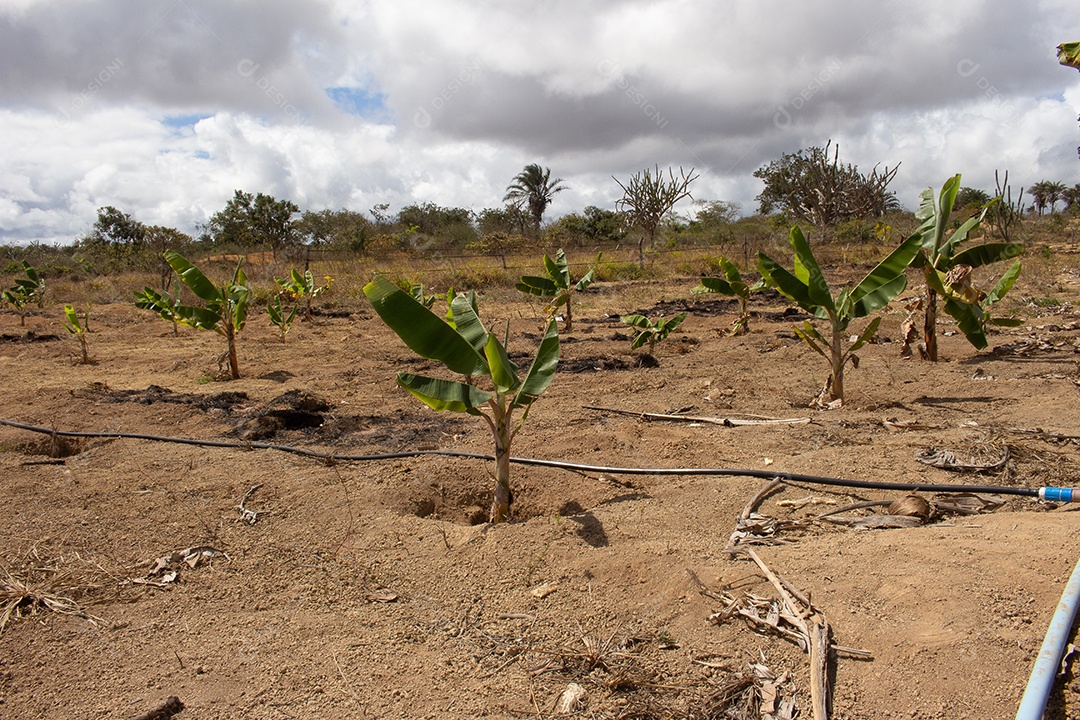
[583,405,810,426]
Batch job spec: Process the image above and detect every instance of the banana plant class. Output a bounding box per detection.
[267,294,298,343]
[515,249,601,331]
[1060,42,1080,69]
[409,283,437,308]
[3,261,45,325]
[62,303,91,364]
[133,287,182,336]
[758,225,922,406]
[364,276,560,523]
[620,312,687,355]
[134,251,251,379]
[696,257,767,335]
[911,174,1024,360]
[276,269,332,320]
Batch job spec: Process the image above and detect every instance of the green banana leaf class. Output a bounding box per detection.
[793,321,828,359]
[790,226,835,313]
[573,264,597,292]
[514,320,560,408]
[620,314,654,330]
[719,256,742,283]
[484,332,520,392]
[661,313,687,333]
[986,260,1022,304]
[171,303,225,333]
[133,288,178,320]
[757,252,816,310]
[546,249,571,289]
[164,251,221,303]
[848,316,882,354]
[848,231,922,316]
[364,276,488,377]
[268,296,298,326]
[936,212,986,260]
[62,304,82,333]
[397,373,492,415]
[943,298,988,349]
[227,284,250,331]
[515,276,558,297]
[699,276,736,296]
[449,292,490,356]
[919,174,961,256]
[951,243,1024,270]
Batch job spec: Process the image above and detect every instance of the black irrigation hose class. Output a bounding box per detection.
[0,417,1057,500]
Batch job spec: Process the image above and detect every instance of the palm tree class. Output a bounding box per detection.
[1063,184,1080,214]
[1028,181,1052,216]
[503,164,568,233]
[1046,181,1067,214]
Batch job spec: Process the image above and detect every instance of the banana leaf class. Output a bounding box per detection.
[484,333,520,392]
[449,292,490,356]
[943,299,989,349]
[1060,42,1080,69]
[849,316,882,354]
[951,243,1024,270]
[848,231,921,316]
[757,251,815,310]
[62,304,82,333]
[515,276,558,297]
[986,260,1022,304]
[573,265,597,291]
[620,314,654,329]
[789,226,835,313]
[364,277,488,377]
[793,321,828,359]
[397,373,492,415]
[164,251,221,303]
[514,320,560,408]
[546,249,571,289]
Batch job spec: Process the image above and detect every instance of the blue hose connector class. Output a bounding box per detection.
[1039,487,1075,503]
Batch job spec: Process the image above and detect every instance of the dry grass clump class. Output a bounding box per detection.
[0,545,109,633]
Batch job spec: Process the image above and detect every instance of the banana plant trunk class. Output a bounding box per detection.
[564,295,573,333]
[830,326,845,402]
[490,403,513,523]
[223,315,240,379]
[923,285,938,362]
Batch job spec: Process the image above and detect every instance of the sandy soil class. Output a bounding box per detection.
[2,272,1080,719]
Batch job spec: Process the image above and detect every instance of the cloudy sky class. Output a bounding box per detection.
[1,0,1079,245]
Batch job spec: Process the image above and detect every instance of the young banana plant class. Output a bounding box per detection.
[3,261,45,326]
[62,303,91,364]
[515,248,600,332]
[276,269,333,320]
[134,251,251,379]
[758,225,922,406]
[696,257,767,335]
[911,174,1024,360]
[619,312,687,356]
[267,294,299,343]
[364,276,560,523]
[409,283,438,309]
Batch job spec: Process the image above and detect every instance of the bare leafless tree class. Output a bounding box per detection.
[613,165,698,267]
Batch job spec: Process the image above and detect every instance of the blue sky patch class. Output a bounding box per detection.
[326,87,387,119]
[162,114,211,129]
